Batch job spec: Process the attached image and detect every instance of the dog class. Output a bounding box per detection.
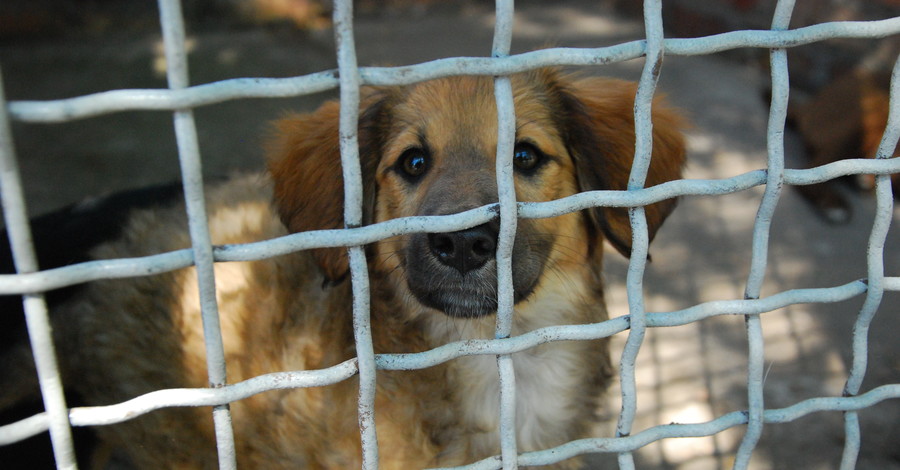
[789,68,899,224]
[0,69,686,469]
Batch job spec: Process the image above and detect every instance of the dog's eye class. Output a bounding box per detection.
[513,143,543,173]
[398,148,429,179]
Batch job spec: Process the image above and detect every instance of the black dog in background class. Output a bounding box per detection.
[0,183,183,469]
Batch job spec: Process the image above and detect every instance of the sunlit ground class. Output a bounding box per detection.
[600,107,900,469]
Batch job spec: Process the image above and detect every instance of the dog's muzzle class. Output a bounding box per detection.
[405,220,548,318]
[427,224,496,275]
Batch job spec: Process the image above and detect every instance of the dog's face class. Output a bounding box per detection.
[370,76,584,317]
[268,70,686,318]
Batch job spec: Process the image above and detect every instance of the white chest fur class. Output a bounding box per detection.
[427,285,599,456]
[456,340,585,453]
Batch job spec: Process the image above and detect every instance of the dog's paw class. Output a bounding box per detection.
[811,193,852,225]
[796,182,853,225]
[820,204,852,224]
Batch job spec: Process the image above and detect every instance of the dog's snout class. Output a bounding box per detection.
[428,224,497,274]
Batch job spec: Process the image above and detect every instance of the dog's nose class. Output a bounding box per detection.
[428,224,497,274]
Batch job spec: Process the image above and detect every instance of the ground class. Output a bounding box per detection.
[0,1,898,469]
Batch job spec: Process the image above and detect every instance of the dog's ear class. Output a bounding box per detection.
[552,74,686,258]
[267,90,387,283]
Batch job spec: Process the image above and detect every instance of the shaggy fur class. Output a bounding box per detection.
[1,69,686,469]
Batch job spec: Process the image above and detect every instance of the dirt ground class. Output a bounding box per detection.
[1,2,898,469]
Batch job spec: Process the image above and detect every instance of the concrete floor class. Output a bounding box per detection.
[1,2,898,468]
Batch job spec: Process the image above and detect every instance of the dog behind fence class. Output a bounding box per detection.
[0,0,899,469]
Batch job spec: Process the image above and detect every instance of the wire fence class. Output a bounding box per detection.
[0,0,899,469]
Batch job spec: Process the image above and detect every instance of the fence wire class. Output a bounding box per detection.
[0,1,899,469]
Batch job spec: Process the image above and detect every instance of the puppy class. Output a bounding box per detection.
[790,68,899,224]
[0,69,686,469]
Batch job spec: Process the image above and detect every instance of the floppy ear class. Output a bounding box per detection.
[267,91,387,283]
[556,76,687,258]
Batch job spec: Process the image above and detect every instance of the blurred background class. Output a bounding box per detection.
[1,1,898,468]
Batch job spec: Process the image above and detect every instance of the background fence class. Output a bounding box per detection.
[1,0,899,469]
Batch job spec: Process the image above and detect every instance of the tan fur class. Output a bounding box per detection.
[4,70,686,469]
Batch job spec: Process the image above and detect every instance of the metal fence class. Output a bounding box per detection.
[1,0,899,469]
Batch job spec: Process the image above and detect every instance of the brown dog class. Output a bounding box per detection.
[791,69,899,224]
[1,69,685,469]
